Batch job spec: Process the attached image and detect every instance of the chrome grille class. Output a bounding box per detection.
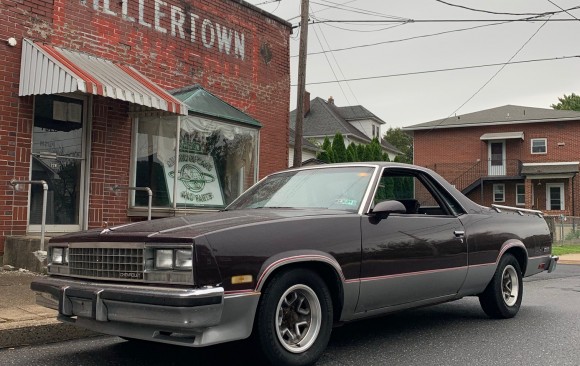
[68,248,144,280]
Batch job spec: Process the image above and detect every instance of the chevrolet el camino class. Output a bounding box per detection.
[31,163,558,365]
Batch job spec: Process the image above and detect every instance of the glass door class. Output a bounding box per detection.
[29,95,86,232]
[488,141,506,176]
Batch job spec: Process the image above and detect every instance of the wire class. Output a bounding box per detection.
[314,18,410,32]
[293,20,514,57]
[434,0,565,16]
[311,20,351,104]
[255,0,280,5]
[287,0,358,21]
[425,16,552,132]
[547,0,580,21]
[311,0,409,20]
[291,55,580,86]
[304,17,579,26]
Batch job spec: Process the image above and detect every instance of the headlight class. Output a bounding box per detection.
[51,248,64,264]
[175,249,193,269]
[64,248,69,264]
[155,249,174,269]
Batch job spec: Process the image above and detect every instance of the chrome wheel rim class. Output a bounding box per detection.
[502,265,519,306]
[275,284,321,353]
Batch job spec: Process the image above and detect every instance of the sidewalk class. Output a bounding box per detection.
[0,268,97,349]
[1,255,579,349]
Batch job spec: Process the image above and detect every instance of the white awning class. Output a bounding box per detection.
[19,39,187,116]
[480,132,524,141]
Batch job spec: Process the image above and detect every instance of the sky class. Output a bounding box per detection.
[245,0,580,131]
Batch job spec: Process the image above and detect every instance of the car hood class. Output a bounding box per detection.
[49,209,352,243]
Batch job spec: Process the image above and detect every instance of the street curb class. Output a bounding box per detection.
[0,318,100,349]
[559,260,580,265]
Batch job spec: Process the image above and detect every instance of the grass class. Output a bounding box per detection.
[552,245,580,256]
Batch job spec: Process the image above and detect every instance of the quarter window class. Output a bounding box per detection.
[493,184,505,203]
[516,184,525,206]
[531,138,547,154]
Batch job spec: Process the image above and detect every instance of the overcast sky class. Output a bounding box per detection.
[245,0,580,130]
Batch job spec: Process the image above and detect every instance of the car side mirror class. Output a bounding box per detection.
[370,200,406,220]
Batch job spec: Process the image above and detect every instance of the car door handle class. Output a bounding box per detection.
[454,230,465,237]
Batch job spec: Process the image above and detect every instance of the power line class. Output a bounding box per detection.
[311,0,409,20]
[292,20,515,57]
[287,0,357,21]
[302,17,580,27]
[434,0,574,16]
[426,16,552,132]
[547,0,580,21]
[311,18,351,104]
[291,55,580,86]
[314,18,409,32]
[312,14,359,104]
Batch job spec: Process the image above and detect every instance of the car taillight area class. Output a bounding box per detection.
[48,243,194,285]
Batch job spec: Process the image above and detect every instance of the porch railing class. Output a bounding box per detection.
[428,159,522,193]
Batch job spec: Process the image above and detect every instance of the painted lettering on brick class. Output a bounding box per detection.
[90,0,246,61]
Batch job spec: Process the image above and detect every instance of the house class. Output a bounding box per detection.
[404,105,580,216]
[0,0,292,257]
[288,94,401,166]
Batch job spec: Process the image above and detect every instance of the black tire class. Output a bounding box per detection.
[478,253,523,319]
[256,269,333,366]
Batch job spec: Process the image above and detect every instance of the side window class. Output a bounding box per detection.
[374,170,463,216]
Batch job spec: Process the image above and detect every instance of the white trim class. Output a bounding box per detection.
[480,132,524,140]
[516,183,525,206]
[493,183,505,203]
[531,138,547,154]
[546,183,565,210]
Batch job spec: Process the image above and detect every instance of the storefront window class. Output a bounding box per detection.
[133,115,258,210]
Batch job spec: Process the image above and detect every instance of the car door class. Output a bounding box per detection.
[357,168,468,312]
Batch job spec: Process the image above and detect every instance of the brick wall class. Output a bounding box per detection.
[0,0,291,253]
[413,120,580,215]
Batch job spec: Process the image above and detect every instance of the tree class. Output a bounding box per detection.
[383,127,413,164]
[317,137,334,163]
[331,133,348,163]
[551,93,580,111]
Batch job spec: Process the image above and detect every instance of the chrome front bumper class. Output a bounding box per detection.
[31,277,224,330]
[547,255,559,273]
[31,277,261,347]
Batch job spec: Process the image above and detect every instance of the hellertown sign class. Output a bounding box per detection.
[88,0,246,61]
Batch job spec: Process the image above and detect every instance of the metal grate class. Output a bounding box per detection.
[68,248,144,281]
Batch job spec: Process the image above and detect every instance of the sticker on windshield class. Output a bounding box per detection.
[335,198,358,206]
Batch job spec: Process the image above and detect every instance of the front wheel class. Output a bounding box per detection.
[257,269,333,366]
[479,253,523,319]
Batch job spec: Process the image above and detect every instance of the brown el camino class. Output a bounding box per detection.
[31,162,558,365]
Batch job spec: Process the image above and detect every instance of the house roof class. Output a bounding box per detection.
[403,105,580,131]
[289,97,400,154]
[289,128,321,153]
[336,105,386,124]
[171,84,261,128]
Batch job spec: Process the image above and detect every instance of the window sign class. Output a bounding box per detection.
[133,115,258,210]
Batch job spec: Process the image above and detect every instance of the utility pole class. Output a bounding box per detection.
[292,0,309,167]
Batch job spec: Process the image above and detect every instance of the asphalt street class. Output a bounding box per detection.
[1,265,579,366]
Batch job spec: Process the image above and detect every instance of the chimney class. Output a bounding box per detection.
[328,96,334,105]
[303,90,310,116]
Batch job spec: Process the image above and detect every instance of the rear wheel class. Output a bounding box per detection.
[257,269,333,366]
[479,253,523,318]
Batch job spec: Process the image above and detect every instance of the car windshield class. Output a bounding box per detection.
[227,166,375,212]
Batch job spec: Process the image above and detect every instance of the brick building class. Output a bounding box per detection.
[404,105,580,216]
[0,0,291,255]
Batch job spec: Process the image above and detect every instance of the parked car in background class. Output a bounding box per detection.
[32,163,558,366]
